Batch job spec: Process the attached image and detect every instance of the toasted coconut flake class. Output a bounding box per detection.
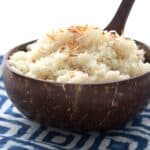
[68,25,88,35]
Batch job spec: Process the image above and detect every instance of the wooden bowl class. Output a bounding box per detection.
[2,40,150,131]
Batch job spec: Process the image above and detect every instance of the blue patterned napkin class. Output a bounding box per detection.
[0,56,150,150]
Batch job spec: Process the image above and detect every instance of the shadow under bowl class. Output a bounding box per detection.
[2,40,150,131]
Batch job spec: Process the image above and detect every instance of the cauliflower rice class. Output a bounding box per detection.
[9,25,150,83]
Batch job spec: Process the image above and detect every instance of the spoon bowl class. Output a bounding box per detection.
[2,40,150,131]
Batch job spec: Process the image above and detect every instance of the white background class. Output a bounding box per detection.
[0,0,150,55]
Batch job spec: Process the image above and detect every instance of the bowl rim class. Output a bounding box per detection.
[3,39,150,86]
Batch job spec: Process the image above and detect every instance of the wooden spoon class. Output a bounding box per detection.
[105,0,135,34]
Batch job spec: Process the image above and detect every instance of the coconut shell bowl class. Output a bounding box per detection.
[2,0,150,131]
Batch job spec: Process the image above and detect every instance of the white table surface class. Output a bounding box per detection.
[0,0,150,55]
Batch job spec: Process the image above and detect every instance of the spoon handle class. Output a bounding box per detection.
[104,0,135,34]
